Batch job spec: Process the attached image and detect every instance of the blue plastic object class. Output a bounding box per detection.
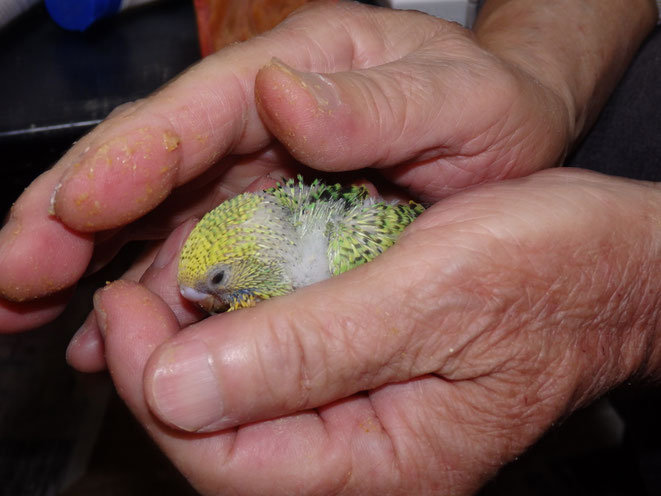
[45,0,123,31]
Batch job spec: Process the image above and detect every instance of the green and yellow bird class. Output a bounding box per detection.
[177,176,424,313]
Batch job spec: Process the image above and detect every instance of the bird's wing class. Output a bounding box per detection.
[327,201,423,275]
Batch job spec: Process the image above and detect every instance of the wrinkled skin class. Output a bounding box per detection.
[1,1,660,495]
[95,169,661,495]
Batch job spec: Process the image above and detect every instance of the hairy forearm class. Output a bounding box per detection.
[474,0,658,143]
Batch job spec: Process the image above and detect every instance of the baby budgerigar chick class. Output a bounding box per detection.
[177,176,424,313]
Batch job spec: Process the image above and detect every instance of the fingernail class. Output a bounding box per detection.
[49,150,86,218]
[151,241,176,270]
[270,57,341,109]
[93,289,108,338]
[66,311,106,372]
[49,182,63,217]
[149,340,225,432]
[152,219,196,269]
[70,312,96,344]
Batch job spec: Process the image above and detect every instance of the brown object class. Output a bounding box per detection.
[193,0,320,57]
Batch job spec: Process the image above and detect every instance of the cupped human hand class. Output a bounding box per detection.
[91,169,660,495]
[0,1,581,332]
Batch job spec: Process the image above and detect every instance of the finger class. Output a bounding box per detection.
[67,220,200,372]
[0,102,237,304]
[254,31,568,200]
[94,282,189,427]
[50,2,445,232]
[0,170,94,302]
[139,219,204,326]
[0,101,147,303]
[0,289,73,333]
[95,280,181,417]
[67,240,162,372]
[95,281,237,486]
[66,311,105,372]
[252,13,459,173]
[254,41,475,171]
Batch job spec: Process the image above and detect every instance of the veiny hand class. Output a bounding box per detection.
[91,169,661,495]
[0,1,582,332]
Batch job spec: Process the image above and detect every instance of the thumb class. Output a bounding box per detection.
[255,53,478,170]
[142,213,470,433]
[254,41,568,198]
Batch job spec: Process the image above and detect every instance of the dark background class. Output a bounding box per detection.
[0,1,659,495]
[0,0,200,217]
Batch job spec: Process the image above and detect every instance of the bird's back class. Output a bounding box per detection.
[266,177,423,278]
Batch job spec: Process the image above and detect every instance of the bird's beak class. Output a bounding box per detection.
[179,285,229,314]
[179,285,210,303]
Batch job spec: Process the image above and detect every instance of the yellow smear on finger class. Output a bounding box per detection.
[163,131,181,152]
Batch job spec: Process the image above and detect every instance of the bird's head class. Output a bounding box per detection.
[177,193,295,313]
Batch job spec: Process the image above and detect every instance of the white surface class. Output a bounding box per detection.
[121,0,163,10]
[0,0,39,28]
[377,0,479,27]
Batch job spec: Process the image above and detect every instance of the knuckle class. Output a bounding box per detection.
[257,309,330,411]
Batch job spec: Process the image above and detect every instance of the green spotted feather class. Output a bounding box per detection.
[177,176,424,313]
